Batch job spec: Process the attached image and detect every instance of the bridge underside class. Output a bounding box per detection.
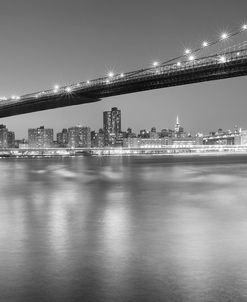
[1,57,247,118]
[0,95,101,118]
[89,58,247,98]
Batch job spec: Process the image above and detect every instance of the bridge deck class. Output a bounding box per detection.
[0,49,247,118]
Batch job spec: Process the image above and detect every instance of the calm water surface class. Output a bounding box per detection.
[1,156,247,302]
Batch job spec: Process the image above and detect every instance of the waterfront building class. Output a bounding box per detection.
[68,127,79,148]
[28,126,54,148]
[195,133,204,145]
[123,137,139,148]
[57,128,68,147]
[103,107,121,146]
[91,131,97,147]
[236,129,247,145]
[174,116,184,138]
[150,127,159,139]
[172,137,197,146]
[92,129,105,148]
[0,124,8,148]
[80,126,91,148]
[139,129,150,138]
[160,128,174,138]
[126,128,132,136]
[203,128,237,145]
[68,124,91,148]
[15,139,27,148]
[7,131,15,148]
[138,138,171,148]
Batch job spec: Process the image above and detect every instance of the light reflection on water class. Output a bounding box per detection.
[1,156,247,301]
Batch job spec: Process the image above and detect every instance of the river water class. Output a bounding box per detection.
[1,155,247,302]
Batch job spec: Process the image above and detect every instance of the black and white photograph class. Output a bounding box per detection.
[1,1,247,301]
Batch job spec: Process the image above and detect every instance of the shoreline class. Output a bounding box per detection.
[1,150,247,159]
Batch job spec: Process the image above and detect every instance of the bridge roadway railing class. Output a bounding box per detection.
[1,48,247,108]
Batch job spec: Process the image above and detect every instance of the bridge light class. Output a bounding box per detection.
[189,55,195,61]
[11,95,16,100]
[184,49,191,55]
[120,73,124,78]
[65,87,72,93]
[219,55,226,63]
[242,24,247,30]
[54,85,59,90]
[202,41,208,47]
[221,33,228,40]
[108,72,114,78]
[86,80,90,84]
[16,96,20,100]
[106,79,110,84]
[177,62,181,66]
[152,61,159,67]
[237,52,240,56]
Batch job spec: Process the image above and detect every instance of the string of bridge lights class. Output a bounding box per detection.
[1,23,247,102]
[153,24,247,67]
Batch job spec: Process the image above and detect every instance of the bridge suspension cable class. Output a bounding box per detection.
[126,23,247,78]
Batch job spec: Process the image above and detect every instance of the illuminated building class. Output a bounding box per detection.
[57,128,68,147]
[28,126,54,148]
[150,127,159,139]
[68,124,91,148]
[92,129,104,148]
[0,124,8,148]
[174,116,184,138]
[139,129,150,138]
[7,131,15,148]
[203,128,239,145]
[103,107,121,146]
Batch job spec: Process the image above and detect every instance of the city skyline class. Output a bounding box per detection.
[0,1,247,137]
[1,106,244,149]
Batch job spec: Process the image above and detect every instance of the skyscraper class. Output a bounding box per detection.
[111,107,121,136]
[174,116,184,138]
[0,124,8,148]
[103,107,121,146]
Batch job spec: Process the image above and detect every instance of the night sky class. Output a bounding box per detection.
[0,0,247,138]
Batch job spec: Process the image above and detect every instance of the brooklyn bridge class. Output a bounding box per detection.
[1,23,247,118]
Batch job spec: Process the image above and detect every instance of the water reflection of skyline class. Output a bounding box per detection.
[1,157,247,300]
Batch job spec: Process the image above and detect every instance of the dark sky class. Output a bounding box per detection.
[1,0,247,138]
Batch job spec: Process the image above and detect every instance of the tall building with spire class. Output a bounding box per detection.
[174,116,184,138]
